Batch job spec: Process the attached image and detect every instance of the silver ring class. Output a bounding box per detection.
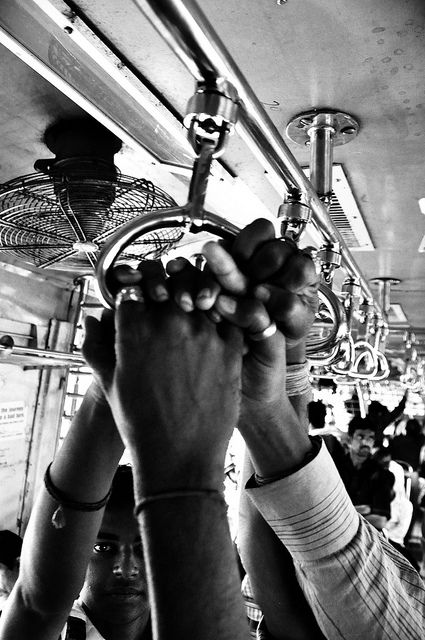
[116,286,144,307]
[248,322,277,342]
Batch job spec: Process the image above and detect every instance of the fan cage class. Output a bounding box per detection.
[0,171,184,268]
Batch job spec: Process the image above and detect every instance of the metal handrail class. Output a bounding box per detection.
[132,0,384,319]
[0,336,86,368]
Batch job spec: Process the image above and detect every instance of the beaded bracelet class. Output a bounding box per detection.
[134,489,224,518]
[44,463,112,529]
[286,362,311,397]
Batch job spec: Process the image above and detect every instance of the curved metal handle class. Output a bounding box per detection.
[348,340,379,379]
[309,366,338,380]
[306,284,348,365]
[330,335,356,375]
[371,350,390,381]
[95,206,240,309]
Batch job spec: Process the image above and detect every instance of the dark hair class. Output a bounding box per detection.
[368,401,389,418]
[405,418,422,438]
[308,400,327,429]
[348,416,377,438]
[0,530,22,569]
[106,465,135,511]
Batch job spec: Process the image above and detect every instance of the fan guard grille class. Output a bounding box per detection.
[0,172,184,269]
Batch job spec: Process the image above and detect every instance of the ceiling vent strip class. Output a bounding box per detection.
[388,303,408,324]
[303,165,374,251]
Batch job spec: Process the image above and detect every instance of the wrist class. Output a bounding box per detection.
[286,340,306,365]
[130,452,226,498]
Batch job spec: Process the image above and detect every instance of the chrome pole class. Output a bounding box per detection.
[131,0,383,317]
[308,115,335,199]
[0,342,86,367]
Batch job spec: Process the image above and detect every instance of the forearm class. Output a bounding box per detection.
[239,394,312,479]
[137,493,249,640]
[129,446,248,640]
[238,453,325,640]
[15,384,124,615]
[245,443,425,639]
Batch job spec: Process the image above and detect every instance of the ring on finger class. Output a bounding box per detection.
[116,285,144,306]
[248,322,277,342]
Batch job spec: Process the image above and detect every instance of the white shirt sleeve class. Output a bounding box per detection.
[245,440,425,640]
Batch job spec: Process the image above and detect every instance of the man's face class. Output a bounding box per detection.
[80,503,149,628]
[349,429,375,459]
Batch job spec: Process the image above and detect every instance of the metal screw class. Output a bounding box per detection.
[300,117,313,126]
[341,126,357,135]
[64,26,73,34]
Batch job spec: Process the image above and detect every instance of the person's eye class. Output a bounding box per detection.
[93,542,114,554]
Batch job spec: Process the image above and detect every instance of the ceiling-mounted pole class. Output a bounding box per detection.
[286,109,359,203]
[370,277,401,319]
[309,122,334,201]
[131,0,382,318]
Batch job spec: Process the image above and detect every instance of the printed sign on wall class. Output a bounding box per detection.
[0,401,27,530]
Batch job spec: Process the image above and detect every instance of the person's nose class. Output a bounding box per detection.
[112,547,140,579]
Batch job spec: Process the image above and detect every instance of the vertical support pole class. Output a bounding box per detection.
[308,113,336,201]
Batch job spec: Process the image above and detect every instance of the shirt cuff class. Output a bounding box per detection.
[245,439,359,562]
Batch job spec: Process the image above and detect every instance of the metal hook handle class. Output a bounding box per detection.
[306,284,348,364]
[95,206,240,309]
[330,335,356,375]
[348,340,379,379]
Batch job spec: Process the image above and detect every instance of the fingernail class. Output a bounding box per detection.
[179,292,194,311]
[253,285,271,302]
[196,290,214,310]
[154,284,169,301]
[167,258,187,273]
[217,295,237,314]
[196,289,212,303]
[197,288,211,300]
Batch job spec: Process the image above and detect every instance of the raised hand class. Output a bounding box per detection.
[203,218,319,348]
[83,286,244,497]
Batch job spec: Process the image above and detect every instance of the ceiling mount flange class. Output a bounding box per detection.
[285,109,360,147]
[369,277,401,286]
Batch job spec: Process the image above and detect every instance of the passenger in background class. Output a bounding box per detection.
[367,392,408,446]
[307,400,347,465]
[333,416,395,531]
[389,418,425,543]
[389,418,425,473]
[307,400,327,430]
[372,447,418,570]
[0,531,21,611]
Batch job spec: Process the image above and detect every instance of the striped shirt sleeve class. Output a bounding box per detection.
[245,440,425,639]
